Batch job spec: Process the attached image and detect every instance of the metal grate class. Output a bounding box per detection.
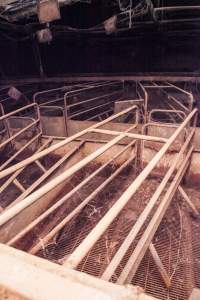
[76,177,160,278]
[132,202,195,300]
[10,164,200,300]
[35,164,138,263]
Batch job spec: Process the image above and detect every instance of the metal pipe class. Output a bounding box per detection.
[64,82,123,131]
[117,147,193,284]
[90,129,168,143]
[0,132,42,171]
[0,119,40,150]
[178,186,199,216]
[33,81,117,104]
[0,105,139,179]
[166,82,194,112]
[63,109,197,269]
[67,90,122,110]
[101,128,195,281]
[7,139,136,246]
[29,152,137,255]
[0,138,53,195]
[137,83,148,123]
[149,109,186,124]
[69,101,115,119]
[0,134,126,229]
[0,103,37,122]
[87,109,113,121]
[155,6,200,12]
[6,141,85,210]
[149,243,171,289]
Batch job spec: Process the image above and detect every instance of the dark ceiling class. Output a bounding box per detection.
[1,1,200,34]
[0,0,200,79]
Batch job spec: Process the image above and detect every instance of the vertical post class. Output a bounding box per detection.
[32,35,45,78]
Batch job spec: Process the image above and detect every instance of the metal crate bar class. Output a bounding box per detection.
[63,108,197,270]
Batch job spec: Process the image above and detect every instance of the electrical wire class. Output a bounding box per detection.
[0,31,34,41]
[0,0,199,37]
